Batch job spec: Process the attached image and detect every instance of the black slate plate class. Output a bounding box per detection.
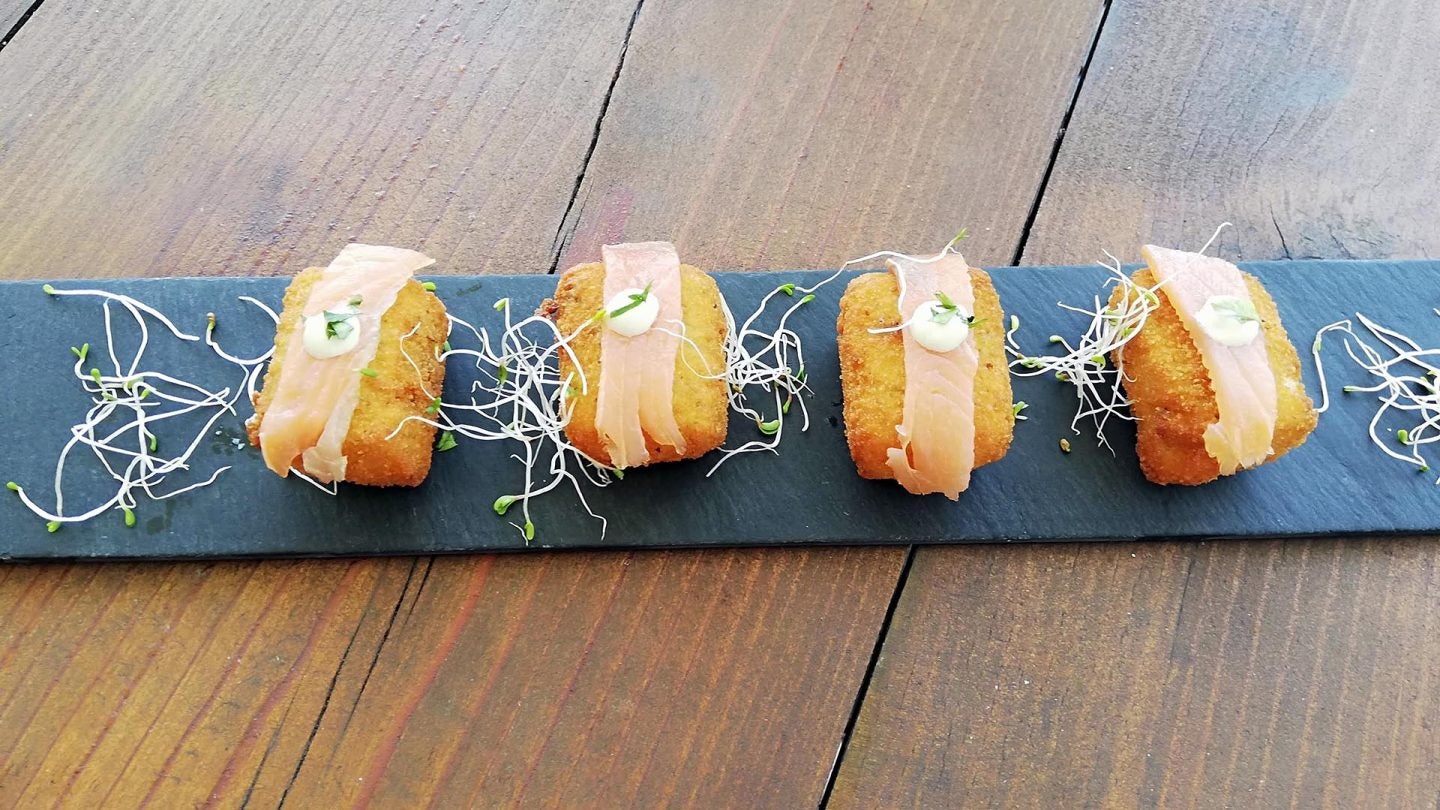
[1,259,1437,560]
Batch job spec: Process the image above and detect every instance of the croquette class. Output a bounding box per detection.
[541,261,729,467]
[1109,268,1318,486]
[247,267,448,487]
[837,268,1014,481]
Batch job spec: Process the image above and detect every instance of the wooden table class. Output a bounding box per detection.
[2,0,1437,806]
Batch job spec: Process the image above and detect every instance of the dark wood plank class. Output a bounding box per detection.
[0,0,640,280]
[1022,0,1440,264]
[0,0,1103,807]
[558,0,1107,271]
[832,0,1440,805]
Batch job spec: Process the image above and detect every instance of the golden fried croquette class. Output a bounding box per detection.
[247,267,448,487]
[1109,268,1317,486]
[837,268,1014,481]
[540,261,728,466]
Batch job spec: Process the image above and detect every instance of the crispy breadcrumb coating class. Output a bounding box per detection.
[1109,268,1317,485]
[540,262,728,467]
[837,268,1014,481]
[248,267,448,487]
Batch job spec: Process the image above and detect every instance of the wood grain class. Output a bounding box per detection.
[0,0,640,280]
[1022,0,1440,265]
[832,0,1440,805]
[0,0,31,44]
[830,540,1440,808]
[557,0,1107,272]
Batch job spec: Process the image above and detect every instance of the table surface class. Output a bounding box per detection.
[1,0,1437,807]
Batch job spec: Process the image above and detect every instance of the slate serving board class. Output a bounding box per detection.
[1,259,1436,560]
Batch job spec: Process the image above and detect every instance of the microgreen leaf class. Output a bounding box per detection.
[421,281,437,291]
[123,507,136,528]
[359,367,378,378]
[148,434,157,453]
[42,284,56,295]
[758,419,781,435]
[612,468,624,480]
[348,294,363,307]
[493,495,516,515]
[1210,296,1259,323]
[436,431,457,452]
[494,298,510,311]
[779,283,796,296]
[426,397,442,414]
[46,521,60,533]
[5,481,18,492]
[799,294,816,305]
[608,281,653,319]
[523,520,535,542]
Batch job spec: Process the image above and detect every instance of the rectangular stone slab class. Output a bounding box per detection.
[1,259,1434,559]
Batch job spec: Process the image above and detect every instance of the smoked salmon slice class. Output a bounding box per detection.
[594,241,687,469]
[1143,244,1278,473]
[258,244,434,481]
[885,253,979,499]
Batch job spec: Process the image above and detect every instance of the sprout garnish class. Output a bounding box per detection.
[8,287,276,530]
[1312,311,1440,482]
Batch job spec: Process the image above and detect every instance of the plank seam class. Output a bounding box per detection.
[546,0,648,274]
[0,0,44,51]
[816,545,918,808]
[1009,0,1117,266]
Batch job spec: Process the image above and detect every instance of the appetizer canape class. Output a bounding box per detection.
[838,247,1014,499]
[248,243,448,487]
[541,241,728,469]
[1109,245,1317,485]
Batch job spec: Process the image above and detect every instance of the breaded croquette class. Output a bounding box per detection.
[1109,267,1317,486]
[541,260,728,467]
[248,249,448,487]
[838,267,1014,483]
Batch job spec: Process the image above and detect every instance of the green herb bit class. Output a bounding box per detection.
[148,434,158,453]
[442,340,452,353]
[42,283,58,296]
[421,281,437,291]
[348,294,364,307]
[799,294,816,305]
[1090,355,1107,368]
[796,366,807,382]
[1342,386,1360,393]
[523,520,536,542]
[1210,297,1259,323]
[1008,315,1020,333]
[612,468,625,480]
[206,312,217,333]
[758,419,781,435]
[5,481,18,492]
[1059,438,1072,454]
[71,343,89,361]
[123,507,136,528]
[497,364,509,385]
[1020,358,1040,369]
[1056,371,1070,382]
[934,290,958,311]
[1048,335,1063,344]
[1012,401,1028,417]
[779,283,796,296]
[436,431,458,452]
[494,298,510,312]
[493,494,516,515]
[782,398,792,415]
[1421,465,1431,474]
[1397,429,1411,445]
[139,389,150,400]
[608,281,654,319]
[324,310,357,341]
[952,227,969,243]
[46,521,61,533]
[425,397,442,415]
[359,367,378,378]
[89,368,102,384]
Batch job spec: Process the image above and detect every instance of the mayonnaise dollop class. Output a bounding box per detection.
[302,305,361,359]
[908,301,971,353]
[1195,295,1261,347]
[604,287,660,337]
